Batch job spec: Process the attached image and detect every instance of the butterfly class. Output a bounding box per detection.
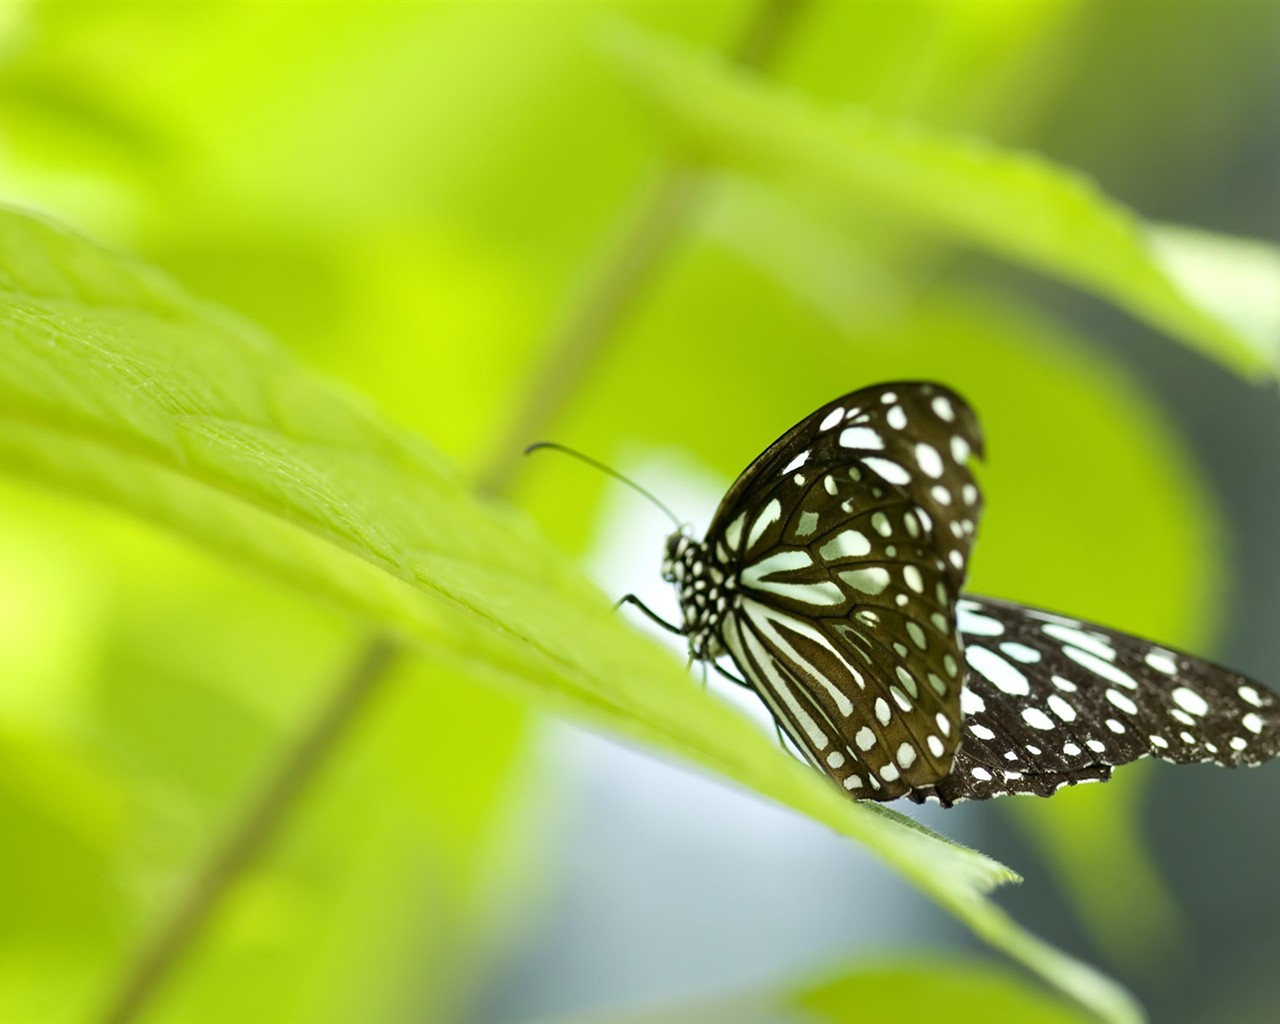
[644,382,1280,806]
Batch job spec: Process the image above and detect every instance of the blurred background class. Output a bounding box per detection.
[1,2,1278,1021]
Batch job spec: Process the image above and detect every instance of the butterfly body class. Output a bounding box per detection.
[655,381,1280,806]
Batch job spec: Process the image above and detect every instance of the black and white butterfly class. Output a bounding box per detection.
[646,382,1280,806]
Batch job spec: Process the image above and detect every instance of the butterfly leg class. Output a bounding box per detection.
[615,594,684,636]
[694,656,708,692]
[711,660,750,689]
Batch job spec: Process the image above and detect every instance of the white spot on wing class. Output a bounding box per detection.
[1106,689,1139,715]
[745,549,813,576]
[724,511,747,552]
[1047,694,1077,722]
[960,688,986,715]
[782,450,810,473]
[915,443,944,479]
[1043,624,1116,662]
[957,602,1004,637]
[1171,687,1209,717]
[746,499,782,552]
[903,565,924,593]
[818,530,871,561]
[1062,646,1139,690]
[863,457,912,486]
[1021,707,1055,731]
[965,647,1029,695]
[840,426,885,450]
[819,407,844,431]
[1000,642,1041,664]
[839,567,890,595]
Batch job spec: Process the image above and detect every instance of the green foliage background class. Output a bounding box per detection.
[0,2,1278,1022]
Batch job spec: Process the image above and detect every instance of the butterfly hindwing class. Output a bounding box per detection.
[908,597,1280,806]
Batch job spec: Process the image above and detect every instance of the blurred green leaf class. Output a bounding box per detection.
[795,960,1091,1024]
[1009,769,1185,971]
[1147,223,1280,362]
[606,25,1280,377]
[0,206,1143,1021]
[0,479,542,1022]
[577,958,1090,1024]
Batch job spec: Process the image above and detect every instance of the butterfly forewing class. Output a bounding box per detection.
[907,597,1280,806]
[705,383,986,800]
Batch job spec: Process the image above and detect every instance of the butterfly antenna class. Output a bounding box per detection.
[523,442,683,529]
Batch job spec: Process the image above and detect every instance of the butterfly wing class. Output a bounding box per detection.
[707,383,986,800]
[907,597,1280,806]
[711,382,984,594]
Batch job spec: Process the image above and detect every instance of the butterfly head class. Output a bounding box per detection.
[661,529,728,660]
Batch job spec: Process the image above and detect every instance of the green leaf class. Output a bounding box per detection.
[584,958,1091,1024]
[797,959,1093,1024]
[0,204,1140,1022]
[606,25,1280,378]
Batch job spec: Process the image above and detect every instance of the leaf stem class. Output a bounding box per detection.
[97,636,400,1024]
